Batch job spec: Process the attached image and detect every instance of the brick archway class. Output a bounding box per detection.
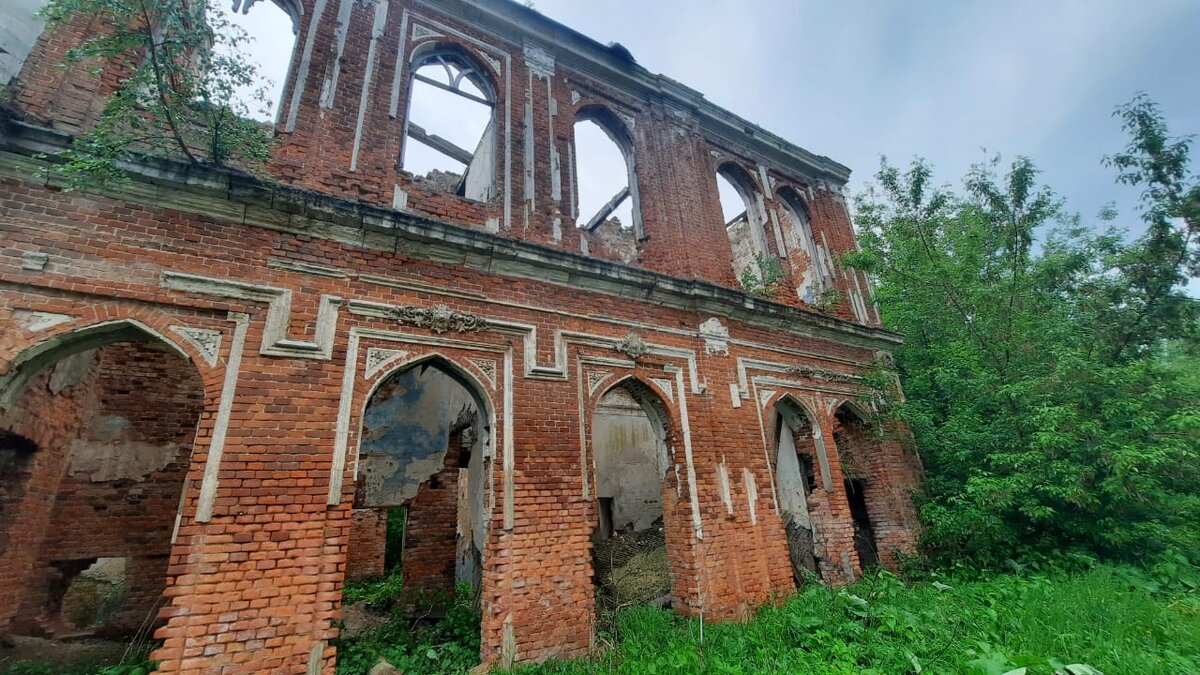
[0,317,211,641]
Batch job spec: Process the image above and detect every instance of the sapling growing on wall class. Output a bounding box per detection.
[739,251,785,298]
[40,0,274,188]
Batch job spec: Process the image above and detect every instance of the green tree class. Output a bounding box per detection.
[42,0,274,187]
[846,97,1199,567]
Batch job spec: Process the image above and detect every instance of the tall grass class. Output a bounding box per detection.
[519,565,1200,674]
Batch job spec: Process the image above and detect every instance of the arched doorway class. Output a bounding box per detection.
[0,328,205,664]
[590,378,675,609]
[348,357,492,604]
[833,404,881,569]
[770,397,826,585]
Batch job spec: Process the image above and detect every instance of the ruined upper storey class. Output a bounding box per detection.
[6,0,880,325]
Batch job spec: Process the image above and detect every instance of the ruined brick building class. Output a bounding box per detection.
[0,0,924,671]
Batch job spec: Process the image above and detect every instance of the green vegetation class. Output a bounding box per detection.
[5,645,156,675]
[39,0,274,188]
[739,252,786,298]
[844,95,1199,568]
[515,564,1198,675]
[333,575,481,675]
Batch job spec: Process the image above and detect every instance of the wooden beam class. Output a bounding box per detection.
[408,122,474,165]
[584,186,631,232]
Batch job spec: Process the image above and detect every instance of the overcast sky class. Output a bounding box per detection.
[224,0,1198,279]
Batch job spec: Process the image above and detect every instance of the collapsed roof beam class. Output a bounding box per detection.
[584,186,630,232]
[408,122,474,165]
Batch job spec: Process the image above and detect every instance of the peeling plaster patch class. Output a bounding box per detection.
[485,217,500,233]
[842,551,857,583]
[393,186,409,210]
[170,326,223,366]
[717,460,733,515]
[358,365,479,507]
[12,309,73,332]
[69,415,181,481]
[551,217,562,242]
[48,351,92,394]
[729,383,742,408]
[743,468,758,525]
[20,251,49,271]
[364,348,409,380]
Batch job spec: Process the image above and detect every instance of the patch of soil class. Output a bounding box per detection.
[0,635,129,674]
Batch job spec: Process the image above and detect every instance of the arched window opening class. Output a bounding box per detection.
[401,48,497,201]
[717,163,771,284]
[771,398,825,585]
[591,380,672,608]
[574,108,641,262]
[349,358,490,629]
[216,0,301,124]
[833,404,879,569]
[0,336,203,666]
[778,187,832,304]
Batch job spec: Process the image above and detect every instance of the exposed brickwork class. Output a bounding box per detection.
[402,435,462,595]
[1,341,202,637]
[0,0,923,671]
[346,508,388,581]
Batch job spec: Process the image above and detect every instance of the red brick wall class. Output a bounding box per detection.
[402,437,462,595]
[9,0,877,325]
[0,358,94,634]
[0,0,922,670]
[833,412,922,569]
[346,508,387,581]
[0,341,202,636]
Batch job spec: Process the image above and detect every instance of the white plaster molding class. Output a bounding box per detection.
[649,377,674,404]
[743,468,758,525]
[468,357,498,389]
[758,388,776,409]
[285,0,325,131]
[729,383,742,408]
[717,460,733,515]
[476,48,501,73]
[160,272,342,360]
[196,312,249,522]
[570,90,581,105]
[364,348,409,379]
[319,0,356,109]
[667,365,703,539]
[410,22,443,42]
[266,259,349,278]
[523,42,554,76]
[350,299,706,394]
[698,317,730,356]
[169,326,223,367]
[12,310,73,332]
[350,0,390,172]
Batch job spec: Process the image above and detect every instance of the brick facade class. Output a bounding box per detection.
[0,0,923,671]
